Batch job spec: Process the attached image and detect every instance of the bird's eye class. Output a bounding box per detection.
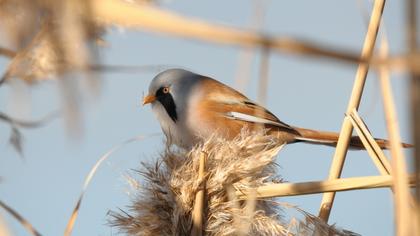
[162,87,170,94]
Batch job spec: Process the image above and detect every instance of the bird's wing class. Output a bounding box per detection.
[223,100,293,130]
[200,77,293,130]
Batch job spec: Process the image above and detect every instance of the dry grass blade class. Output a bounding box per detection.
[85,64,173,74]
[1,63,170,84]
[191,152,207,236]
[0,111,59,155]
[236,175,416,199]
[9,126,23,156]
[378,38,413,235]
[319,0,386,222]
[347,109,391,175]
[0,111,58,129]
[64,134,157,236]
[0,200,42,236]
[92,0,363,64]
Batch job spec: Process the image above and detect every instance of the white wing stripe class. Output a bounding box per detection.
[224,111,289,128]
[295,137,335,144]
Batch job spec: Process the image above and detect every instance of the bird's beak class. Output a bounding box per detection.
[142,94,156,105]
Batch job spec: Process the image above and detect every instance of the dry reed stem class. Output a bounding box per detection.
[241,190,257,235]
[347,110,391,175]
[378,39,413,236]
[2,2,420,78]
[91,0,363,64]
[0,47,16,58]
[0,215,12,236]
[233,0,266,92]
[0,45,418,75]
[318,0,385,222]
[0,200,42,236]
[191,152,207,236]
[2,1,420,85]
[407,0,420,235]
[257,48,270,105]
[236,175,416,199]
[227,185,258,236]
[374,53,420,74]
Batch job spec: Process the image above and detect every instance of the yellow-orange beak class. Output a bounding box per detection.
[142,94,156,105]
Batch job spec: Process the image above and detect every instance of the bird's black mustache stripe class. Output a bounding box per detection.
[156,91,178,122]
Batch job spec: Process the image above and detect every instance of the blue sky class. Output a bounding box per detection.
[0,0,414,235]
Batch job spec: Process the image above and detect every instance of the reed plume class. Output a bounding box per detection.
[110,132,357,235]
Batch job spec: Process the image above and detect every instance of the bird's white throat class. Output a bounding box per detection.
[151,102,194,148]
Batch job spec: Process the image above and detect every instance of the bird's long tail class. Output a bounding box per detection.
[293,127,413,149]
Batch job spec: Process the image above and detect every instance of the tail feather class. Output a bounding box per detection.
[293,127,413,150]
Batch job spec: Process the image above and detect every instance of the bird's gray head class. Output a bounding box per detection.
[143,68,201,123]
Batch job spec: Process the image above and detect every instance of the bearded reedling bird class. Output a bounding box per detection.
[143,68,412,150]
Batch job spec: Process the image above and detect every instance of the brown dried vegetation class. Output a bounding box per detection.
[110,132,357,235]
